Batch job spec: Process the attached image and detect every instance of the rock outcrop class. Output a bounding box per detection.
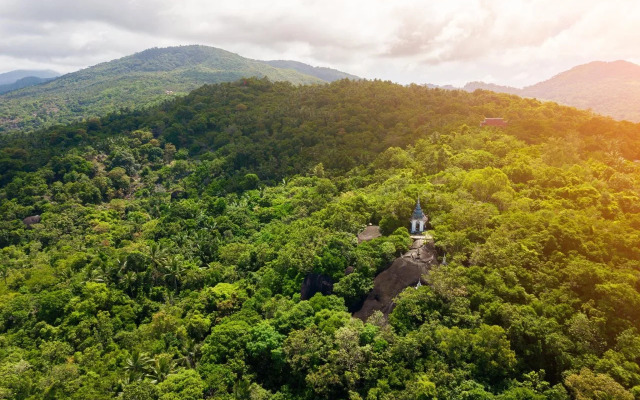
[353,239,438,321]
[22,215,41,228]
[300,273,334,300]
[357,225,381,243]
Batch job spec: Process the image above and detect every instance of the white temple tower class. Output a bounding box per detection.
[410,197,428,233]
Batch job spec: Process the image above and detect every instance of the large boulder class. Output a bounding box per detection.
[300,273,334,300]
[353,239,438,321]
[22,215,41,228]
[357,225,381,243]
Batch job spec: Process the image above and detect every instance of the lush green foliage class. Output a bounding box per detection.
[1,78,640,399]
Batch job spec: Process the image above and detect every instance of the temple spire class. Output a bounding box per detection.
[410,195,428,233]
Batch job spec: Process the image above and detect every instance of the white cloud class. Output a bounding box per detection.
[0,0,639,86]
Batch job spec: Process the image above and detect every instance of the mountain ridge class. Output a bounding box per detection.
[0,45,356,133]
[461,60,640,122]
[0,76,57,95]
[0,69,59,85]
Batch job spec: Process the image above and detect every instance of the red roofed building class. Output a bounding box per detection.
[480,118,508,127]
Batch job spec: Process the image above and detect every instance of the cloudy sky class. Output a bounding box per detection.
[1,0,639,87]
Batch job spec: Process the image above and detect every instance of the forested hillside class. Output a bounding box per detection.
[262,60,360,82]
[0,76,56,95]
[1,79,640,399]
[0,46,325,134]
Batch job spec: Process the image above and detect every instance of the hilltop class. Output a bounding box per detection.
[0,45,349,133]
[463,60,640,122]
[463,81,521,96]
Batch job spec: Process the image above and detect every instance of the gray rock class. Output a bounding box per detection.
[22,215,41,228]
[357,225,381,243]
[353,239,438,321]
[300,273,333,300]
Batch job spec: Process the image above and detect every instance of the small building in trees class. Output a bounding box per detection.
[480,117,508,127]
[410,198,428,233]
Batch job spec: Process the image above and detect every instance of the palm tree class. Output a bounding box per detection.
[57,267,74,281]
[117,254,129,274]
[178,339,201,369]
[83,267,105,284]
[148,242,167,268]
[148,242,167,285]
[124,350,153,381]
[146,354,176,383]
[191,230,220,265]
[121,271,138,297]
[163,255,186,294]
[174,232,189,248]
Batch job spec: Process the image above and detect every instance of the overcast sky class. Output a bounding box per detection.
[1,0,639,87]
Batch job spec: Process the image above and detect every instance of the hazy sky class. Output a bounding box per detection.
[1,0,639,87]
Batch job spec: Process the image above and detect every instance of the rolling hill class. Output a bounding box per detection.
[463,81,521,96]
[263,59,359,82]
[0,45,341,133]
[463,60,640,122]
[0,76,57,95]
[0,69,59,85]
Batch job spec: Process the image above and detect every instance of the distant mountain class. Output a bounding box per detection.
[0,76,56,94]
[462,60,640,122]
[0,69,59,85]
[463,81,521,96]
[263,60,359,82]
[428,84,457,90]
[0,45,326,133]
[523,61,640,121]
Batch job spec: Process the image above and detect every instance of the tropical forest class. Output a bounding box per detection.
[1,77,640,400]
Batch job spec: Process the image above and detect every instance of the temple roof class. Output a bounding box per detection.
[411,198,427,220]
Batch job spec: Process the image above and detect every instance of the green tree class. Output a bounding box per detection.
[156,369,204,400]
[565,368,633,400]
[333,273,373,310]
[163,255,187,293]
[147,354,177,383]
[124,350,153,381]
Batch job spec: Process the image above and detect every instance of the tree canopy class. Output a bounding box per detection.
[0,78,639,399]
